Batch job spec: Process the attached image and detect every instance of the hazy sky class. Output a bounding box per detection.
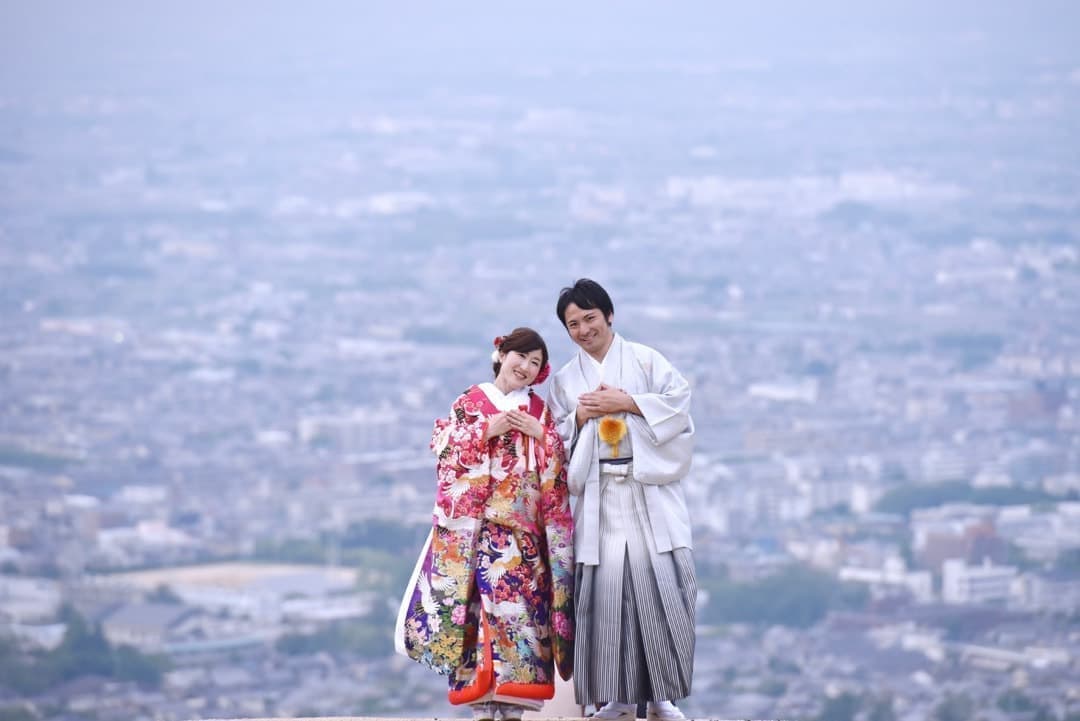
[4,0,1079,90]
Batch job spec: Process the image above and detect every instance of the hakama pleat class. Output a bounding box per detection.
[573,470,696,705]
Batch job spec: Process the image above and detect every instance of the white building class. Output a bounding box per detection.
[0,575,62,623]
[911,504,994,553]
[942,558,1017,605]
[1022,572,1080,614]
[747,378,819,403]
[920,446,969,483]
[298,407,403,454]
[838,556,935,603]
[97,562,361,623]
[994,503,1080,563]
[101,602,200,652]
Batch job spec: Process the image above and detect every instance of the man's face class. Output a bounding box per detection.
[563,302,614,357]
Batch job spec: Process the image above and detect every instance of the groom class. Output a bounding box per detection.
[547,278,696,721]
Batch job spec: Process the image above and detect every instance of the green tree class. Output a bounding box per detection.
[998,689,1037,712]
[704,564,868,628]
[767,655,801,674]
[933,332,1004,369]
[816,692,860,721]
[3,634,62,695]
[254,538,323,563]
[340,519,427,552]
[49,606,113,680]
[933,693,974,721]
[277,604,394,660]
[0,606,167,694]
[147,584,183,604]
[113,644,167,686]
[874,481,1052,516]
[0,707,38,721]
[866,695,896,721]
[757,678,787,697]
[0,444,76,472]
[1056,548,1080,573]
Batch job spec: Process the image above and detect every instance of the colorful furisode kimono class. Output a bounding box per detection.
[396,382,575,708]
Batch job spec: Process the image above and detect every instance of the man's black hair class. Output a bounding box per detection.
[556,278,614,327]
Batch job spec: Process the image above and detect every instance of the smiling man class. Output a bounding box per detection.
[548,278,696,721]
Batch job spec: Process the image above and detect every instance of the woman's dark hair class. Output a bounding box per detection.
[493,327,549,378]
[556,278,614,327]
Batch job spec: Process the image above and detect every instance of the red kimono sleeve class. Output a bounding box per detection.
[431,392,496,521]
[537,404,575,680]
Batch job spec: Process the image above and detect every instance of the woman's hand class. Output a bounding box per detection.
[482,412,514,441]
[506,409,544,440]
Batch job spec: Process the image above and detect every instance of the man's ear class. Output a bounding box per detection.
[607,313,614,326]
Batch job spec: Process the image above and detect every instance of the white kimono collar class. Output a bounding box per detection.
[478,382,530,411]
[577,333,625,389]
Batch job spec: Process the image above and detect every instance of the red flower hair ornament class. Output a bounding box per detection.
[532,363,551,386]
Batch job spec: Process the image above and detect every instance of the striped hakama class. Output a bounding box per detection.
[573,464,696,706]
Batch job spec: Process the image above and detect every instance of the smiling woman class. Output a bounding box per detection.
[397,326,574,721]
[491,329,551,394]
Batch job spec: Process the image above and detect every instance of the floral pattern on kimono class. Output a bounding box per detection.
[400,385,575,705]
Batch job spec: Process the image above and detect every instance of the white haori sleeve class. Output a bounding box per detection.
[619,341,695,554]
[623,341,694,486]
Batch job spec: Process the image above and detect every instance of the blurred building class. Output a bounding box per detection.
[942,558,1017,605]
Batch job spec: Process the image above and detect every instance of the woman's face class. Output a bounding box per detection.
[496,348,545,391]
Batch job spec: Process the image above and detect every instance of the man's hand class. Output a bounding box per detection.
[576,403,603,428]
[578,383,640,417]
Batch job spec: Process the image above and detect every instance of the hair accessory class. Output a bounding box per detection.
[531,363,551,386]
[491,349,501,363]
[493,336,504,348]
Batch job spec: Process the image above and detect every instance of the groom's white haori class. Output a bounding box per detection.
[548,333,694,566]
